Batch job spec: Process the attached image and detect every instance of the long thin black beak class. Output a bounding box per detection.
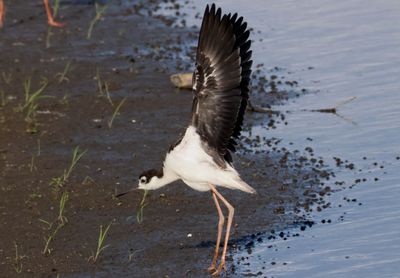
[115,187,139,198]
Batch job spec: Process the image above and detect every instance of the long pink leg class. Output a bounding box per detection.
[43,0,64,27]
[0,0,4,28]
[209,184,235,276]
[207,191,225,272]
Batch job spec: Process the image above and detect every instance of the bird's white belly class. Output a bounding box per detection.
[165,127,225,191]
[167,146,215,191]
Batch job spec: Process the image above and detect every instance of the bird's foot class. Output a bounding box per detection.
[211,261,227,276]
[48,18,64,27]
[207,264,216,272]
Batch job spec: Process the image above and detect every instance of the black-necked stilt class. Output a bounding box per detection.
[138,4,254,275]
[0,0,64,28]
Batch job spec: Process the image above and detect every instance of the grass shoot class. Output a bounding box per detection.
[0,89,6,106]
[136,189,149,224]
[12,242,27,273]
[29,139,41,172]
[41,190,69,254]
[95,68,113,106]
[95,68,104,96]
[58,191,69,225]
[2,70,12,84]
[20,77,51,133]
[29,155,36,172]
[108,97,126,128]
[82,175,96,185]
[65,146,87,181]
[88,223,112,263]
[21,77,50,120]
[42,221,63,255]
[87,4,108,39]
[55,61,72,83]
[104,81,114,107]
[50,146,87,188]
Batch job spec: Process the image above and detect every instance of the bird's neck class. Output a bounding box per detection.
[147,166,178,190]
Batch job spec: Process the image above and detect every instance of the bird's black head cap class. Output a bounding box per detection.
[138,168,163,184]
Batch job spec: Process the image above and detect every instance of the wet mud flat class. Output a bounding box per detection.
[0,1,339,277]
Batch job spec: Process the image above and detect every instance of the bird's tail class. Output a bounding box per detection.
[222,166,257,194]
[230,177,256,194]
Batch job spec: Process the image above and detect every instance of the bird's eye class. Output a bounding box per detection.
[140,177,147,183]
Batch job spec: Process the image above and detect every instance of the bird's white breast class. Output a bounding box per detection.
[164,126,242,192]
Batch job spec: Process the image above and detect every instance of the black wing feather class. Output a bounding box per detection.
[191,4,252,164]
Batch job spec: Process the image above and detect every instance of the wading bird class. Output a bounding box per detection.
[138,4,254,275]
[0,0,64,28]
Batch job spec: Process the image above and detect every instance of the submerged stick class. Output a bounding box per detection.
[247,101,280,114]
[169,72,356,125]
[303,96,357,125]
[305,97,357,113]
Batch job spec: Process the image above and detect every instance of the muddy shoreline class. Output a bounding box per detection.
[0,1,333,277]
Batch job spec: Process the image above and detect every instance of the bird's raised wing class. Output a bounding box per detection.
[191,4,252,163]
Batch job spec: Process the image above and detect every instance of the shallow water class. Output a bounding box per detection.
[179,0,400,277]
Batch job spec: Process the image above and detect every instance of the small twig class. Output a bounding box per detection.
[309,107,336,113]
[305,97,357,113]
[304,96,357,125]
[247,102,280,114]
[335,96,357,108]
[247,96,357,126]
[332,112,357,125]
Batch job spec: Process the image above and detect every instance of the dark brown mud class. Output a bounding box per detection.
[0,1,333,277]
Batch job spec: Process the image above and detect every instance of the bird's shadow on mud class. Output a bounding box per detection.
[181,219,316,249]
